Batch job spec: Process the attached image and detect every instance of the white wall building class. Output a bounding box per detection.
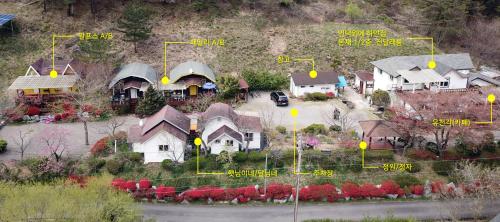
[127,105,191,163]
[289,71,340,97]
[199,103,263,154]
[371,53,476,92]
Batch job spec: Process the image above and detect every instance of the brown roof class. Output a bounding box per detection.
[355,71,374,81]
[238,79,249,89]
[291,71,340,86]
[207,125,243,143]
[359,120,400,138]
[201,103,238,123]
[142,105,191,135]
[128,105,191,143]
[31,58,83,76]
[237,115,262,132]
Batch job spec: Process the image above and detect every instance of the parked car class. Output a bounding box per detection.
[270,91,289,106]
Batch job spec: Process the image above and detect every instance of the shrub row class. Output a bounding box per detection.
[110,178,454,203]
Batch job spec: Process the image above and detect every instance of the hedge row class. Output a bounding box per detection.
[111,178,461,203]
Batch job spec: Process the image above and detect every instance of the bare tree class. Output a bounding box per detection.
[38,126,70,162]
[100,116,126,139]
[323,105,355,132]
[71,63,114,146]
[12,129,33,160]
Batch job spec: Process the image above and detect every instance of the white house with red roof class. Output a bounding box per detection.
[199,103,263,154]
[128,105,191,163]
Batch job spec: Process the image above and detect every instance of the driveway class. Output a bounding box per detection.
[141,199,500,222]
[236,88,379,134]
[0,115,139,161]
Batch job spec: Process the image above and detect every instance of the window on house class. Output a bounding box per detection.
[244,133,254,141]
[404,79,409,83]
[390,76,393,80]
[309,85,314,87]
[225,140,233,146]
[440,82,449,87]
[158,145,169,151]
[378,69,382,75]
[300,86,305,88]
[215,139,220,144]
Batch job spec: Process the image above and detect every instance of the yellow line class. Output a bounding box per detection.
[408,37,434,61]
[197,173,226,175]
[293,118,296,175]
[474,101,494,125]
[164,41,192,44]
[361,148,380,169]
[196,144,199,174]
[52,34,55,69]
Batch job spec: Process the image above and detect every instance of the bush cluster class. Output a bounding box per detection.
[304,92,328,101]
[432,161,454,176]
[242,70,288,91]
[0,139,7,153]
[303,124,328,135]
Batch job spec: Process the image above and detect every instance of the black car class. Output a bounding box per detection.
[270,91,289,106]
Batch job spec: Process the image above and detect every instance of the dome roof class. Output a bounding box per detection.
[169,60,215,83]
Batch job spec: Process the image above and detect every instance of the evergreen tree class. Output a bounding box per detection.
[136,86,166,117]
[418,0,468,44]
[118,3,152,53]
[216,75,240,99]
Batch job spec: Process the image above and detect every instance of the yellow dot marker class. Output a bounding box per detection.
[194,138,202,146]
[309,70,317,79]
[427,60,436,69]
[290,108,298,117]
[359,141,367,150]
[161,76,169,85]
[487,94,495,103]
[49,70,58,78]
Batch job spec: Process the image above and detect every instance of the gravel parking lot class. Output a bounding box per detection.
[236,87,380,133]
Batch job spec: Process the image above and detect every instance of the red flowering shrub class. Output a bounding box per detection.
[360,183,386,198]
[90,136,110,156]
[133,188,155,201]
[183,186,217,201]
[209,188,227,201]
[54,114,62,121]
[62,102,73,111]
[341,182,362,199]
[397,188,405,197]
[237,196,249,203]
[410,185,424,196]
[124,180,137,192]
[26,106,41,116]
[241,186,259,199]
[82,104,95,113]
[156,186,176,200]
[112,178,126,190]
[380,180,400,195]
[302,184,338,201]
[139,178,152,190]
[68,174,87,187]
[266,184,293,200]
[326,92,335,98]
[431,181,445,193]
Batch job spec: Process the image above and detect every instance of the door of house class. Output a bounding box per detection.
[360,81,364,94]
[189,85,197,96]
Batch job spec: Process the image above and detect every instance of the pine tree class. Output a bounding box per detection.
[418,0,468,44]
[118,3,152,53]
[136,86,166,117]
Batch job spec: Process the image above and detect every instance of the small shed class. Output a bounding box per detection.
[354,71,374,95]
[238,79,249,101]
[359,120,400,149]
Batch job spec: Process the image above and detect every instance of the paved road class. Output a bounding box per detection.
[141,200,500,222]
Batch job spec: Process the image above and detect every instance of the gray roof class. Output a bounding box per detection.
[291,71,340,85]
[9,75,78,90]
[371,53,474,77]
[169,60,215,83]
[468,73,500,86]
[108,63,157,88]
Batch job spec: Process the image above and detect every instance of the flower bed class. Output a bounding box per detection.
[110,178,477,204]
